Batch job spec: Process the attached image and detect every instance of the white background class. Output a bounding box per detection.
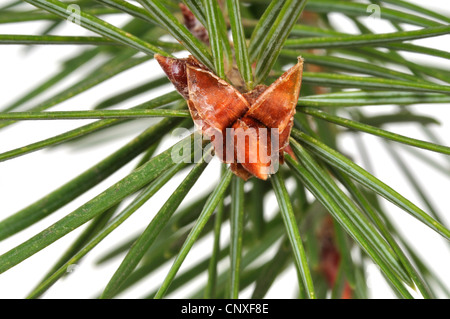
[0,0,449,299]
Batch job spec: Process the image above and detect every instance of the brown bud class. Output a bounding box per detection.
[246,57,304,134]
[154,54,207,100]
[232,116,273,180]
[179,3,209,45]
[155,54,189,99]
[186,65,249,134]
[155,54,304,180]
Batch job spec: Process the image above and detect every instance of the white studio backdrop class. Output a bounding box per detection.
[0,0,449,299]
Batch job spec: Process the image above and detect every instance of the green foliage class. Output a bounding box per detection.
[0,0,449,299]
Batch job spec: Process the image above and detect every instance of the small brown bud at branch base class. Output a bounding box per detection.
[155,54,304,180]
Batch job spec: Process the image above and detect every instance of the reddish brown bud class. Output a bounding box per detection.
[155,54,189,99]
[232,116,273,180]
[246,58,304,134]
[187,65,249,134]
[318,216,353,299]
[242,84,268,105]
[156,54,304,180]
[179,3,209,45]
[154,54,207,100]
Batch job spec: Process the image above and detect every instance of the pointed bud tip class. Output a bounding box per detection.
[154,53,167,65]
